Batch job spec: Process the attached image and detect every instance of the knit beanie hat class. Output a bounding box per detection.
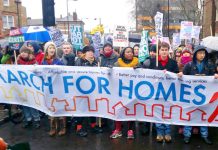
[19,45,34,54]
[82,46,95,53]
[26,41,41,54]
[182,47,192,55]
[150,44,157,53]
[103,43,113,51]
[44,41,57,53]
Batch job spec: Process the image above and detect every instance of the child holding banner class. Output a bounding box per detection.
[42,42,65,136]
[147,42,179,143]
[75,46,103,137]
[17,45,41,129]
[110,47,138,139]
[178,45,218,145]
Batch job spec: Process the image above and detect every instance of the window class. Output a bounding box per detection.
[3,0,9,6]
[2,16,14,29]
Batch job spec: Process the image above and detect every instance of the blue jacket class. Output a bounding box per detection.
[183,45,214,76]
[42,58,64,65]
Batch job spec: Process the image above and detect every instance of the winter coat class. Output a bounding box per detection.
[1,54,13,64]
[17,55,36,65]
[148,57,179,73]
[42,58,64,65]
[100,52,118,67]
[35,51,44,65]
[75,58,98,67]
[183,45,214,76]
[61,53,75,66]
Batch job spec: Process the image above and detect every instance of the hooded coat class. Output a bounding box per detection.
[183,45,215,76]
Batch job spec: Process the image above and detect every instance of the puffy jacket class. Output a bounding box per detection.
[183,45,214,76]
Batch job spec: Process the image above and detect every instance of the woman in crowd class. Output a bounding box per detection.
[110,46,138,139]
[42,41,65,136]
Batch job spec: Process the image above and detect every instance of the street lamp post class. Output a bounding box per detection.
[15,0,21,28]
[167,0,170,37]
[66,0,78,40]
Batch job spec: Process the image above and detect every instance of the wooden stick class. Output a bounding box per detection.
[98,57,102,128]
[156,37,159,67]
[14,50,17,65]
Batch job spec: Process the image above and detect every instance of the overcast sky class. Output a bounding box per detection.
[21,0,135,32]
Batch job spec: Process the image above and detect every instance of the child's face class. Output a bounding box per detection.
[62,45,72,55]
[196,50,206,62]
[27,45,34,51]
[47,45,56,57]
[77,51,83,57]
[183,52,191,57]
[2,48,6,55]
[133,46,139,56]
[20,52,29,59]
[150,51,156,58]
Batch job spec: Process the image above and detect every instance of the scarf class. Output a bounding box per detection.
[158,56,169,67]
[103,50,113,58]
[117,57,138,67]
[181,56,192,65]
[17,56,36,65]
[45,56,54,65]
[85,57,95,64]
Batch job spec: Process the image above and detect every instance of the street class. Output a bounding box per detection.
[0,118,218,150]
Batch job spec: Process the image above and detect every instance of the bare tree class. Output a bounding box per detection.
[130,0,202,36]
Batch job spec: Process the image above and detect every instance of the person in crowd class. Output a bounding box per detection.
[75,46,103,137]
[143,42,179,143]
[98,43,118,129]
[42,42,65,136]
[100,43,118,67]
[1,45,13,64]
[178,45,218,145]
[26,41,44,65]
[61,42,75,66]
[177,47,194,134]
[178,47,193,72]
[174,47,183,63]
[141,44,157,68]
[17,45,40,129]
[133,44,139,57]
[149,44,157,59]
[110,47,138,139]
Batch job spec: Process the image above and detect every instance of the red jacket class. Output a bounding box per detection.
[35,51,45,65]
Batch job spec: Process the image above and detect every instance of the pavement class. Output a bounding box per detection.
[1,117,218,150]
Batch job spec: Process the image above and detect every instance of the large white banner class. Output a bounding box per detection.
[0,65,218,126]
[113,25,129,47]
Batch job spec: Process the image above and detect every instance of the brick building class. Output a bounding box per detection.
[27,12,84,36]
[0,0,27,38]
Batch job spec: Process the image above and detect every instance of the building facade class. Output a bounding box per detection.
[27,12,84,37]
[136,0,199,37]
[0,0,27,38]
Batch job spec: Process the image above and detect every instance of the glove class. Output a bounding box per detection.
[133,66,140,69]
